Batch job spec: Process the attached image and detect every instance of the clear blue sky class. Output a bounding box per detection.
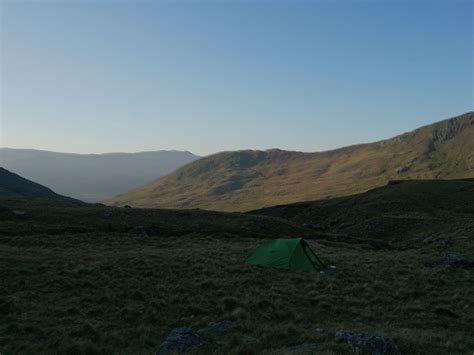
[1,0,472,156]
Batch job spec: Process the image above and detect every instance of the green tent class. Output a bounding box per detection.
[244,237,325,272]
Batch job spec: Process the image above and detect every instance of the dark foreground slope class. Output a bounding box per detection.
[0,167,76,202]
[106,112,474,211]
[1,179,473,354]
[251,178,474,249]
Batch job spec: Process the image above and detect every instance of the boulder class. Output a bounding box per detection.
[335,330,400,354]
[128,226,148,237]
[103,209,113,218]
[157,327,208,354]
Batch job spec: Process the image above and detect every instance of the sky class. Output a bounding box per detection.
[0,0,472,156]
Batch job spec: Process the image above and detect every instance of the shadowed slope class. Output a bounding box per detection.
[0,167,77,201]
[249,178,474,249]
[106,112,474,211]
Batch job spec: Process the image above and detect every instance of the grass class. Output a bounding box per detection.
[1,179,474,354]
[105,112,474,211]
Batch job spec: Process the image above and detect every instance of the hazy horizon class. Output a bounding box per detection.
[1,0,472,156]
[0,110,472,156]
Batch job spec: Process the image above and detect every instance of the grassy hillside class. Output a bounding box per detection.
[1,179,474,353]
[106,112,474,211]
[0,167,76,201]
[0,149,198,202]
[251,178,474,249]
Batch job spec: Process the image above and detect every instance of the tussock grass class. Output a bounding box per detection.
[1,187,473,353]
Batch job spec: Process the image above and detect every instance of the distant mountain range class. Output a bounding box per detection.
[105,112,474,211]
[0,167,75,201]
[0,149,198,202]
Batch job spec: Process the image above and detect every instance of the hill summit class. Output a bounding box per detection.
[106,112,474,211]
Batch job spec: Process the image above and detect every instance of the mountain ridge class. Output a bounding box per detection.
[0,149,199,202]
[106,112,474,211]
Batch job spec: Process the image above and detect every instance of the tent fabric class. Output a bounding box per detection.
[244,238,325,272]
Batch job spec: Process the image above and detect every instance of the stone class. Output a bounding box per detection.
[198,320,232,335]
[13,210,27,217]
[396,166,409,174]
[422,236,434,244]
[128,226,148,237]
[103,209,113,218]
[123,205,132,209]
[241,335,257,345]
[157,327,207,354]
[335,330,401,354]
[308,324,324,334]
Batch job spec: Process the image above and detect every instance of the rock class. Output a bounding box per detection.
[157,327,208,354]
[128,226,148,237]
[335,330,401,354]
[103,209,113,218]
[324,265,337,273]
[13,210,27,217]
[396,166,409,174]
[287,342,318,352]
[198,320,232,335]
[308,324,324,334]
[215,341,227,347]
[123,205,132,209]
[241,335,257,345]
[425,253,474,269]
[422,236,434,244]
